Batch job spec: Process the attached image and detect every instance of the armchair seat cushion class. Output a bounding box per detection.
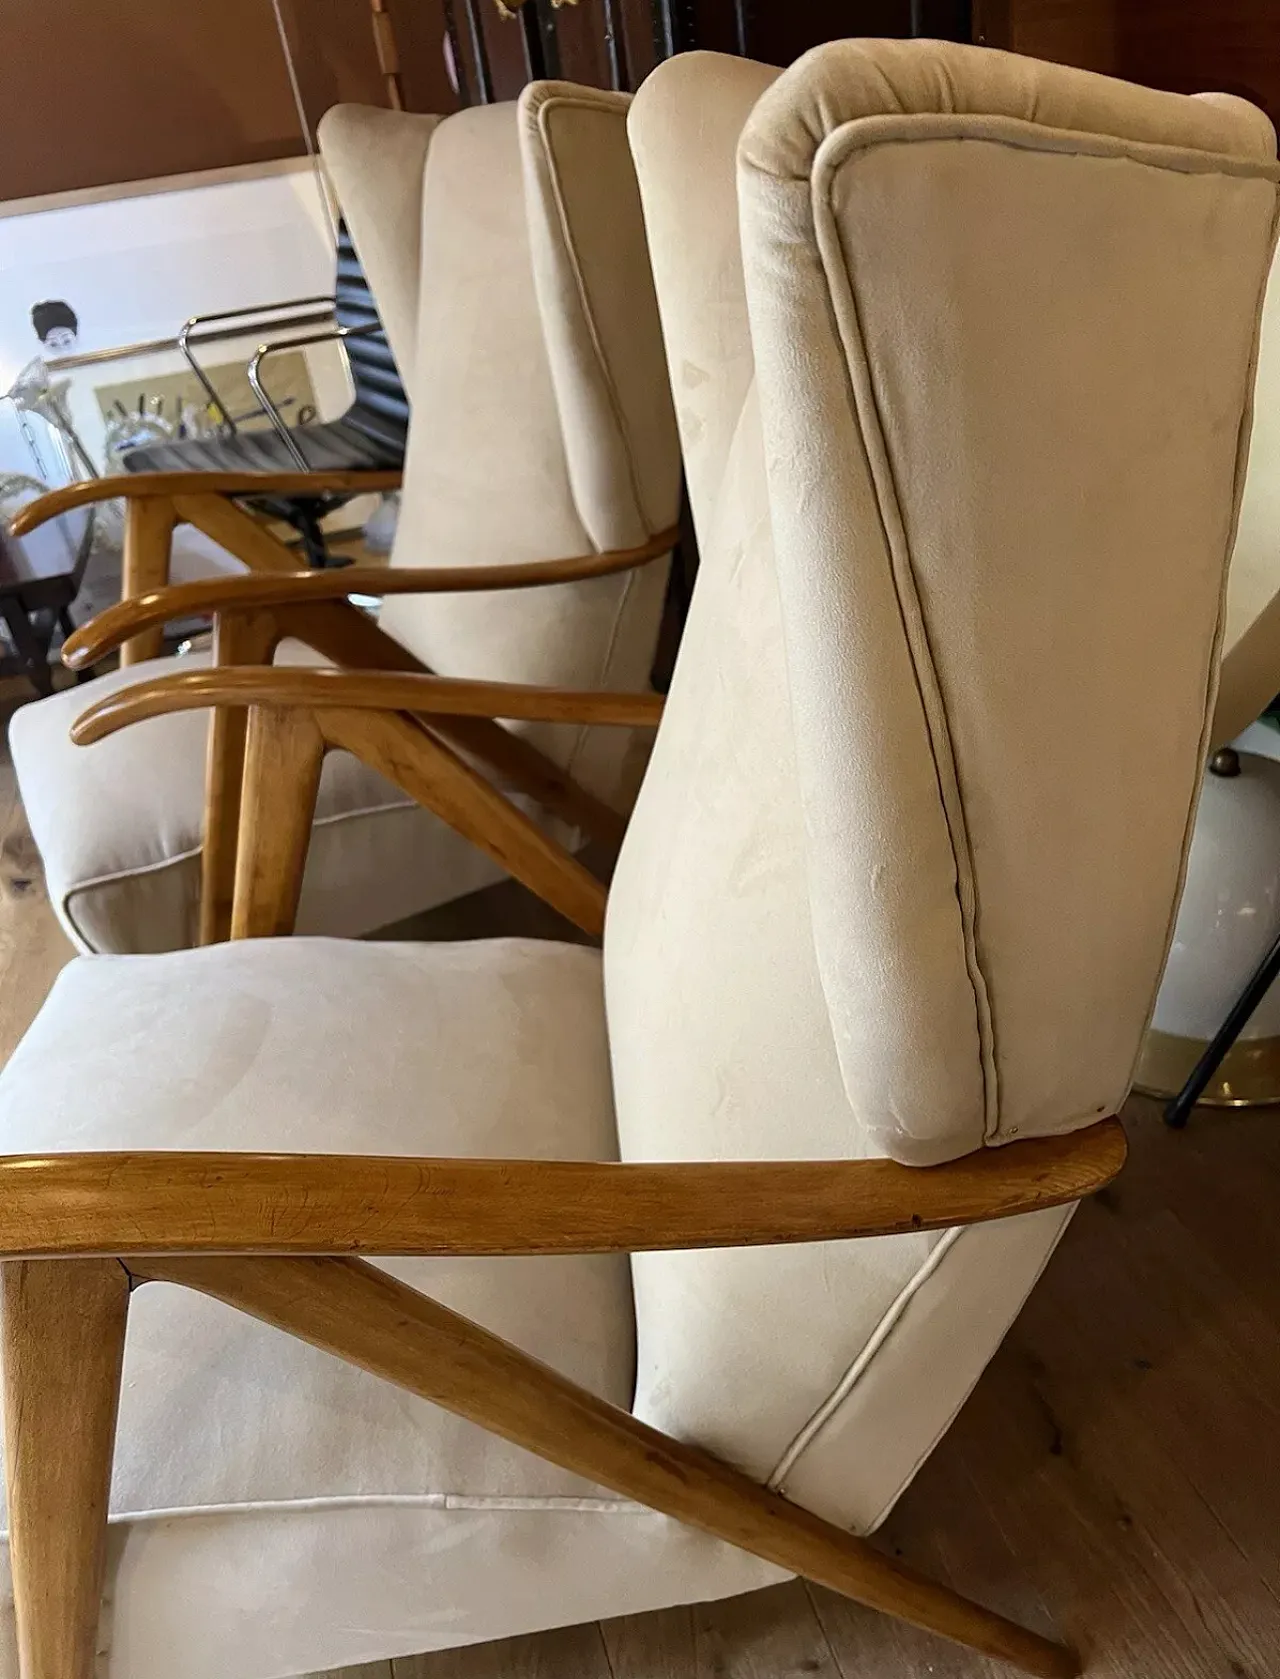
[0,937,781,1679]
[9,649,520,953]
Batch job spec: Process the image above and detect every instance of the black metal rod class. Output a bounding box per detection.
[536,0,561,79]
[602,0,629,89]
[442,0,472,104]
[731,0,750,57]
[1164,924,1280,1128]
[652,0,676,63]
[910,0,974,39]
[520,0,547,78]
[462,0,494,102]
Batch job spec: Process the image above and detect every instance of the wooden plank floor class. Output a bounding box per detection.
[0,692,1277,1678]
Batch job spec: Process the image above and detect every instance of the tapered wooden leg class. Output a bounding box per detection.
[230,705,325,939]
[200,610,280,945]
[321,707,609,937]
[120,498,177,665]
[2,1259,129,1679]
[140,1255,1077,1679]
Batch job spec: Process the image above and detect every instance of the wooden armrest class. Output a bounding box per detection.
[61,523,680,670]
[70,667,664,745]
[8,469,404,538]
[0,1119,1124,1259]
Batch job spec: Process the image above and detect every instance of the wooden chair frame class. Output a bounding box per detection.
[9,477,1120,1679]
[16,473,678,942]
[0,1121,1126,1679]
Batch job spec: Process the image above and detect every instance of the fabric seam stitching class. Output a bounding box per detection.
[766,1226,962,1490]
[805,145,1000,1142]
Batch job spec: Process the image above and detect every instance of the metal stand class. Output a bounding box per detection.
[1163,746,1280,1127]
[1164,924,1280,1127]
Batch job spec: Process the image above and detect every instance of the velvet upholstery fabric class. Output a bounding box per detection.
[609,40,1278,1510]
[317,104,443,383]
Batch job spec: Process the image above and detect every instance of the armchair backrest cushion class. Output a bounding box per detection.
[359,86,680,804]
[317,105,442,388]
[605,41,1277,1511]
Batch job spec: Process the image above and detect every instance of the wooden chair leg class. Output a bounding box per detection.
[320,706,609,937]
[139,1254,1078,1679]
[1,1259,129,1679]
[230,705,326,939]
[120,498,177,666]
[200,610,280,945]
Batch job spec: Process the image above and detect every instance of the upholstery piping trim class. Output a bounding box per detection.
[860,1201,1074,1532]
[765,1226,960,1491]
[804,143,999,1142]
[766,1202,1076,1516]
[1,1493,653,1536]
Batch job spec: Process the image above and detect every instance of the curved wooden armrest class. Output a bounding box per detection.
[71,666,664,745]
[8,469,404,538]
[0,1119,1124,1259]
[61,523,680,670]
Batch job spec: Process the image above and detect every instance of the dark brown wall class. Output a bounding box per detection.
[992,0,1280,125]
[31,0,1268,210]
[0,0,457,204]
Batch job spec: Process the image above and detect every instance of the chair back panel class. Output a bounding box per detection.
[376,93,677,798]
[521,84,682,552]
[736,44,1278,1161]
[604,44,1278,1500]
[318,104,442,389]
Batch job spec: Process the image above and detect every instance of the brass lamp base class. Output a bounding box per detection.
[1135,1028,1280,1108]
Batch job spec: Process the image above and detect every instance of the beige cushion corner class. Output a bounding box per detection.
[8,652,511,955]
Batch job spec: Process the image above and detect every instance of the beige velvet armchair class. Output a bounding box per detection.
[0,38,1273,1679]
[6,81,679,955]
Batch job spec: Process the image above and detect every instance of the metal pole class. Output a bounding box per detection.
[462,0,495,102]
[731,0,749,56]
[520,0,560,81]
[602,0,630,88]
[442,0,472,105]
